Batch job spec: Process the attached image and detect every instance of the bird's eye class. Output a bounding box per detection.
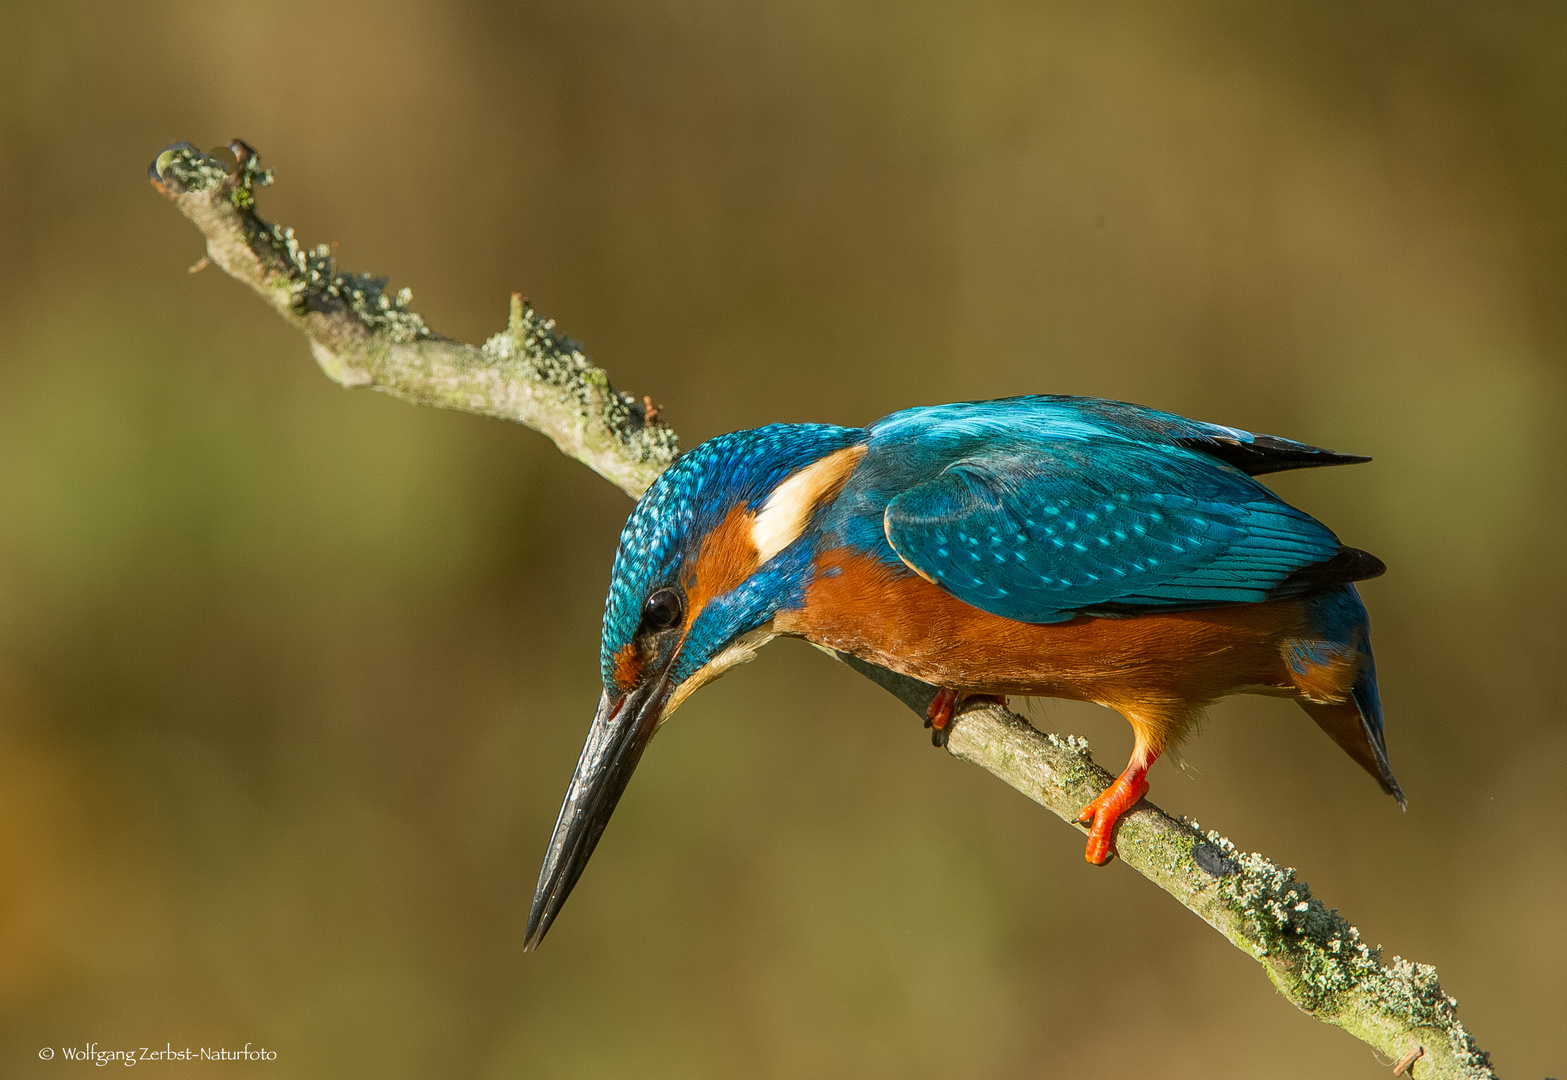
[641,588,684,631]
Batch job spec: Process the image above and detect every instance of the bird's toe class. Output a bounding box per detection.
[926,690,1008,747]
[1075,772,1151,865]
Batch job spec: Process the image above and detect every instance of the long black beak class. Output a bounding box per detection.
[524,676,670,950]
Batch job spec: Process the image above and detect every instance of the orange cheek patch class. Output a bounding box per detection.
[683,504,761,626]
[612,644,644,692]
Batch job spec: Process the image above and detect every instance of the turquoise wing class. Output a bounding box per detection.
[882,439,1347,624]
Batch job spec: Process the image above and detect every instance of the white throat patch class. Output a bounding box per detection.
[661,622,778,723]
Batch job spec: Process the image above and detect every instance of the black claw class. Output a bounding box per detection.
[931,726,949,748]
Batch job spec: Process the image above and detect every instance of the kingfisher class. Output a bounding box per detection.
[524,395,1402,947]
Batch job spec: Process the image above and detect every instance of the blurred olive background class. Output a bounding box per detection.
[1,1,1564,1077]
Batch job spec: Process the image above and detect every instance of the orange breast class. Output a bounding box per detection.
[774,547,1312,712]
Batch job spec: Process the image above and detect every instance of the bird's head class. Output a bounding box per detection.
[524,423,867,947]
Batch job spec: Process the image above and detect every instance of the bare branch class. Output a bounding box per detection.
[150,141,1496,1079]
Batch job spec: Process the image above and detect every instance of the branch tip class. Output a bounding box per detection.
[153,136,677,494]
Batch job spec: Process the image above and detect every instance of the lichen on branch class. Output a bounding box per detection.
[150,139,1496,1079]
[150,141,677,495]
[937,704,1493,1079]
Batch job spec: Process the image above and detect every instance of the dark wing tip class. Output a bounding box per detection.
[1183,434,1372,476]
[1272,546,1385,597]
[1250,434,1371,462]
[1333,546,1386,581]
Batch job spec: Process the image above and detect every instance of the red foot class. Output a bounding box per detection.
[1076,768,1150,864]
[925,690,1007,747]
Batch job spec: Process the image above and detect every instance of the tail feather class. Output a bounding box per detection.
[1304,650,1405,808]
[1293,586,1406,807]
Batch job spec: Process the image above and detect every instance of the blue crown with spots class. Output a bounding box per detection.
[600,423,863,688]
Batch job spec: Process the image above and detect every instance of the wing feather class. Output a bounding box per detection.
[882,440,1348,624]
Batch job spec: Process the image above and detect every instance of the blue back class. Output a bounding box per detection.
[820,397,1361,624]
[867,396,1365,475]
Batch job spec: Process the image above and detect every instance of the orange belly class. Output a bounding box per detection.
[774,547,1312,715]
